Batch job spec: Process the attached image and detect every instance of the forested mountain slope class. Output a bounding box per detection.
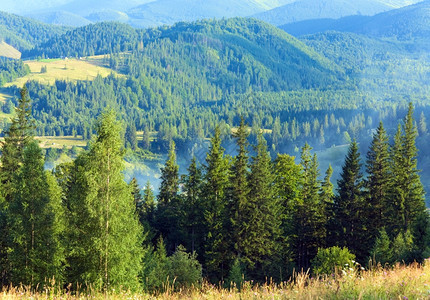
[22,22,138,58]
[0,11,68,51]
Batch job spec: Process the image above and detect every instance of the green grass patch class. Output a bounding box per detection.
[5,56,120,87]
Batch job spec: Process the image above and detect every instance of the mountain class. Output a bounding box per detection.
[127,0,273,28]
[26,11,92,27]
[21,18,342,90]
[86,9,130,23]
[0,11,68,51]
[22,22,138,58]
[377,0,422,7]
[252,0,393,26]
[301,31,407,74]
[36,0,154,16]
[281,0,430,42]
[0,0,70,14]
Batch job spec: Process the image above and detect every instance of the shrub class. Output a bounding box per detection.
[311,246,355,275]
[168,245,202,289]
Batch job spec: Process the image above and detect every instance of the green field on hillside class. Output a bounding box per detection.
[4,56,117,88]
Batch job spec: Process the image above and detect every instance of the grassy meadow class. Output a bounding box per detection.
[3,56,117,88]
[0,41,21,59]
[0,262,429,299]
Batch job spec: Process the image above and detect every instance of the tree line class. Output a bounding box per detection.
[0,87,427,292]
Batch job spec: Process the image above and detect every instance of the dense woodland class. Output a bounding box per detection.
[0,87,427,292]
[2,19,430,157]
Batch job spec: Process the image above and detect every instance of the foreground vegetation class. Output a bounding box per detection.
[1,262,429,299]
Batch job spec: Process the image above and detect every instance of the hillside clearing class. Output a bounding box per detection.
[0,41,21,59]
[4,56,119,88]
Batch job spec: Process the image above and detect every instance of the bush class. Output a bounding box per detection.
[311,246,355,275]
[168,245,202,289]
[226,257,245,290]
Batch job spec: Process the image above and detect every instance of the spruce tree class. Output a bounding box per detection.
[8,141,65,286]
[0,86,34,285]
[274,154,302,274]
[155,141,184,254]
[334,140,369,262]
[228,117,250,261]
[66,110,143,291]
[202,126,231,282]
[292,144,326,270]
[245,132,280,278]
[390,104,426,245]
[181,157,204,255]
[366,122,391,242]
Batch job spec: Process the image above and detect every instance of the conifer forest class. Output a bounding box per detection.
[0,86,427,292]
[1,5,430,296]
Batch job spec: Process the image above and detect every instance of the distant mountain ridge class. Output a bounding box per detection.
[0,11,68,51]
[280,0,430,41]
[26,11,92,27]
[252,0,394,26]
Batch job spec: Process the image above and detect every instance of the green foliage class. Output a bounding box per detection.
[142,237,169,292]
[66,110,143,291]
[366,122,391,243]
[333,140,370,262]
[226,257,245,290]
[311,246,356,275]
[8,141,65,286]
[370,229,393,266]
[22,22,137,58]
[202,126,231,282]
[168,245,202,290]
[0,58,29,87]
[0,11,68,51]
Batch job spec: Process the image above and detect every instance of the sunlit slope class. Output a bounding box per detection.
[3,57,118,88]
[0,41,21,59]
[20,18,343,91]
[0,11,68,51]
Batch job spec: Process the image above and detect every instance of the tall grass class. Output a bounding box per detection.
[1,262,429,299]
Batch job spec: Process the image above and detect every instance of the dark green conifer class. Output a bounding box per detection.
[366,122,391,242]
[334,140,369,262]
[202,126,230,282]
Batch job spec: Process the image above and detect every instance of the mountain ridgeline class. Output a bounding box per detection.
[0,11,68,52]
[281,0,430,43]
[22,18,341,92]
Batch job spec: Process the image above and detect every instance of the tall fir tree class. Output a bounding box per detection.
[228,117,250,261]
[366,121,391,242]
[66,110,143,291]
[244,132,280,279]
[291,143,326,270]
[7,141,65,286]
[155,141,184,254]
[334,140,370,262]
[274,154,302,275]
[202,126,231,282]
[181,157,204,256]
[0,86,34,285]
[389,103,426,240]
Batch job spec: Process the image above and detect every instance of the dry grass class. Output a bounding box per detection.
[4,57,120,88]
[1,262,429,299]
[35,136,87,149]
[0,41,21,59]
